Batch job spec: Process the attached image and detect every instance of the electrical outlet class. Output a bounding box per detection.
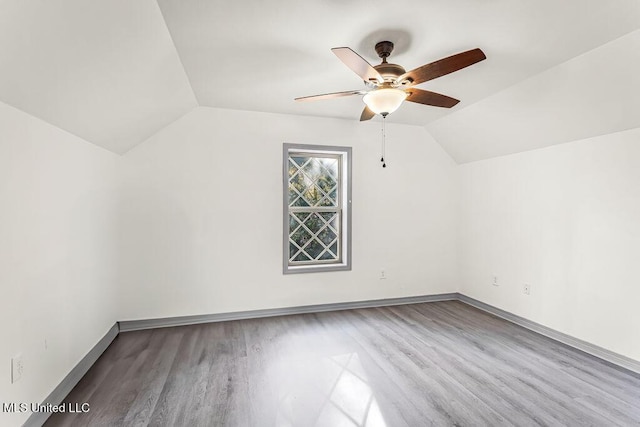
[11,354,24,384]
[492,275,498,286]
[380,270,386,280]
[524,283,531,295]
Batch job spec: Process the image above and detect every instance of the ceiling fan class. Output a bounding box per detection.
[295,41,486,120]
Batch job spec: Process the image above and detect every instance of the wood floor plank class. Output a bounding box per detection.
[120,328,184,426]
[45,301,640,426]
[398,304,624,425]
[377,306,551,426]
[394,304,606,425]
[335,309,498,426]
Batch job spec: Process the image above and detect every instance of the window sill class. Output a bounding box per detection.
[283,263,351,275]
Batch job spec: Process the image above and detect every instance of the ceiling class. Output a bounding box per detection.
[1,0,639,160]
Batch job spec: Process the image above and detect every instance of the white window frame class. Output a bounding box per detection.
[283,143,352,274]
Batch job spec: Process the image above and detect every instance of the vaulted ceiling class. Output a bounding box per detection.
[1,0,639,161]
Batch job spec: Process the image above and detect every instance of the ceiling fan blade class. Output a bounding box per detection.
[360,106,375,121]
[331,47,383,84]
[406,88,460,108]
[295,90,364,102]
[400,48,486,85]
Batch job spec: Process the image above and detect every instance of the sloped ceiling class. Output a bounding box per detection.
[0,0,197,154]
[1,0,639,160]
[428,30,640,163]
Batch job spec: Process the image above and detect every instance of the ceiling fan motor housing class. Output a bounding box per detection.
[374,41,406,83]
[374,62,406,82]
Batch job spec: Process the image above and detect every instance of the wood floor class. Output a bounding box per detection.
[45,301,640,426]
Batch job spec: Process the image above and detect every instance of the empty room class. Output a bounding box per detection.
[1,0,639,426]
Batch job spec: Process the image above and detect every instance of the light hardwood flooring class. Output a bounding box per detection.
[45,301,640,426]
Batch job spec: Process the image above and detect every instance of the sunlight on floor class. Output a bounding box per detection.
[274,352,387,427]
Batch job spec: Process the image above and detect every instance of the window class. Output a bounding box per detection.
[283,144,351,274]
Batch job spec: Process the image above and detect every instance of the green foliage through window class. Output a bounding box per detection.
[288,155,341,264]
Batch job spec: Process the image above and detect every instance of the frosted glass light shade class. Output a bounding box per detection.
[363,88,408,115]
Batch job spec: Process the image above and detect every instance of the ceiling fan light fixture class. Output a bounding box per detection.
[363,88,408,116]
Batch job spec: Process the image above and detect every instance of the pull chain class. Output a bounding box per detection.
[380,114,387,168]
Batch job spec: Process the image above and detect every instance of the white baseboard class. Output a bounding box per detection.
[118,293,459,332]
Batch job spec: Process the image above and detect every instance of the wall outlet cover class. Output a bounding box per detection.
[11,354,24,384]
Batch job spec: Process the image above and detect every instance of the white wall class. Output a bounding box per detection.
[458,128,640,361]
[0,102,120,426]
[117,107,459,320]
